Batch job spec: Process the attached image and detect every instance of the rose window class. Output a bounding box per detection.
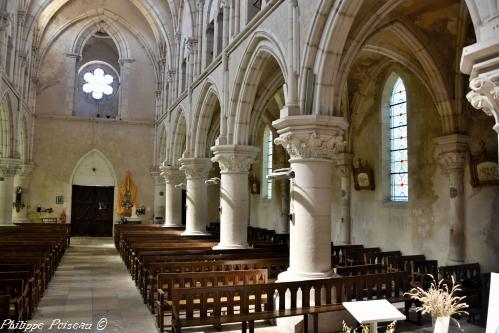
[82,68,114,100]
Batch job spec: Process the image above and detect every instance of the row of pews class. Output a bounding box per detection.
[116,224,490,332]
[0,223,70,323]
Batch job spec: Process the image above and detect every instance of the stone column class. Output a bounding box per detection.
[211,145,259,249]
[12,163,34,223]
[435,134,470,265]
[272,115,348,281]
[179,158,212,235]
[159,165,185,227]
[150,170,165,223]
[0,158,20,224]
[334,153,353,245]
[222,1,230,49]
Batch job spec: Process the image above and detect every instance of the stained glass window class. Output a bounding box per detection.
[262,126,273,200]
[82,68,114,100]
[389,77,408,201]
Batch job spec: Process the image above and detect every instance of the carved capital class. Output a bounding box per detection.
[211,145,259,173]
[334,153,353,177]
[159,164,185,185]
[179,158,212,179]
[0,158,21,178]
[467,75,499,121]
[272,115,348,161]
[434,135,470,171]
[16,163,35,181]
[150,170,165,185]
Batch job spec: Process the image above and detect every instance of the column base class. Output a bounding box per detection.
[181,230,211,236]
[277,268,338,282]
[212,243,251,250]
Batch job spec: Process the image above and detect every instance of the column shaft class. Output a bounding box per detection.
[211,145,259,249]
[160,165,184,227]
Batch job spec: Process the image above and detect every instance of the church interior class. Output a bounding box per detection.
[0,0,498,332]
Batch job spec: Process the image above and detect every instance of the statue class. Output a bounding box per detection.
[117,171,138,216]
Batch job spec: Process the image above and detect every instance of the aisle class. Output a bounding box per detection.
[30,237,157,333]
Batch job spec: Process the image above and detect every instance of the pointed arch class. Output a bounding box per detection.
[169,107,189,165]
[69,149,117,187]
[0,93,14,158]
[192,79,222,157]
[228,30,287,145]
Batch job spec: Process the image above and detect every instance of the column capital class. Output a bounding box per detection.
[466,72,499,123]
[211,145,259,173]
[272,115,348,161]
[0,159,21,178]
[434,134,470,170]
[150,170,165,185]
[16,163,35,179]
[118,58,136,66]
[179,158,212,179]
[159,164,185,185]
[333,153,353,177]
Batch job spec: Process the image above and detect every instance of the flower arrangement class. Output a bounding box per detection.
[342,320,396,333]
[405,274,469,317]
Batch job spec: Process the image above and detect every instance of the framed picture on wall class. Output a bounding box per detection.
[56,195,64,205]
[470,142,499,187]
[353,159,375,191]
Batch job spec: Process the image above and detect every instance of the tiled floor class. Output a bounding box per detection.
[30,237,158,333]
[29,238,485,333]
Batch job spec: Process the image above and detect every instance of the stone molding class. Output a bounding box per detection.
[0,158,21,178]
[159,164,185,185]
[272,115,348,160]
[16,163,35,182]
[179,158,212,179]
[434,135,470,171]
[211,145,259,173]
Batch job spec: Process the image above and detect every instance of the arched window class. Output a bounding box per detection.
[262,126,273,200]
[389,77,408,202]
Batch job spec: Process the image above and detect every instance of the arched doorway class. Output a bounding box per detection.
[69,149,117,236]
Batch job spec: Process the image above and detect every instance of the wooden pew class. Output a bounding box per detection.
[144,258,289,310]
[363,251,401,266]
[0,295,9,322]
[336,264,385,276]
[155,269,268,331]
[0,279,27,321]
[404,260,438,325]
[170,271,409,333]
[439,263,482,323]
[343,247,380,266]
[386,254,425,273]
[332,244,363,266]
[0,272,34,319]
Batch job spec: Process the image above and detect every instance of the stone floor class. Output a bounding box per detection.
[29,237,485,333]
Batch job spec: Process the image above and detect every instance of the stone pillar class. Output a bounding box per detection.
[0,159,20,224]
[179,158,212,235]
[150,170,165,223]
[159,165,185,227]
[272,115,348,281]
[211,145,259,249]
[12,163,34,223]
[435,134,470,265]
[334,153,353,245]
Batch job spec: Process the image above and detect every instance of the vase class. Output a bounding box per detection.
[433,316,450,333]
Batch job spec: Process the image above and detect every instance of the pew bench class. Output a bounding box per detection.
[170,271,409,333]
[155,269,269,331]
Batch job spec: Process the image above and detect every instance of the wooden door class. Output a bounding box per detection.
[71,185,114,236]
